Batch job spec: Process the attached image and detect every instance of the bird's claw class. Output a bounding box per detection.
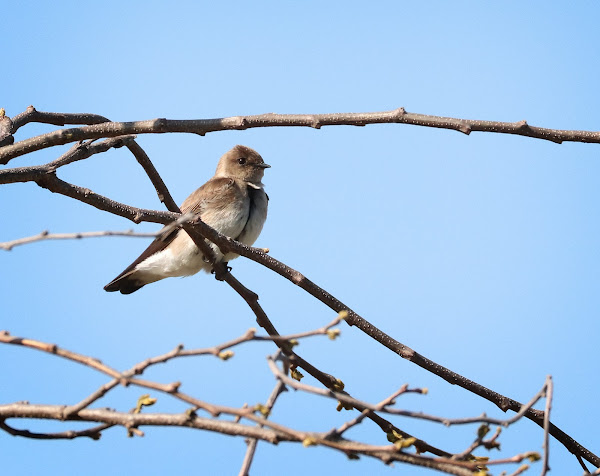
[213,263,231,281]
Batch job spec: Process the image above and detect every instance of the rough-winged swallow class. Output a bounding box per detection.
[104,145,270,294]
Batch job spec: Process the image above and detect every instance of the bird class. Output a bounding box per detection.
[104,145,270,294]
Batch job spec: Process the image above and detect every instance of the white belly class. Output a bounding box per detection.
[136,233,209,278]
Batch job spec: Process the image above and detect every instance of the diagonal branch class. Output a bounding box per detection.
[3,107,178,210]
[4,166,596,468]
[238,380,287,476]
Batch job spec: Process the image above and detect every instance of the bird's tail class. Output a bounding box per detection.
[104,272,146,294]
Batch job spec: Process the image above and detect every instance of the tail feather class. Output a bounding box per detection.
[104,273,146,294]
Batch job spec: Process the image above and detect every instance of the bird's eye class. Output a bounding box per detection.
[238,157,247,165]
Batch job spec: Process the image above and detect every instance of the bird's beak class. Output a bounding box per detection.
[257,163,271,169]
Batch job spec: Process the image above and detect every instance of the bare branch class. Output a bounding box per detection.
[541,376,553,476]
[239,380,287,476]
[2,108,600,165]
[0,212,197,251]
[1,107,597,473]
[4,107,178,210]
[0,419,113,440]
[0,230,157,250]
[0,136,135,185]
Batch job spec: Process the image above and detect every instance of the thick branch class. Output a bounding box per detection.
[4,107,178,210]
[2,108,600,164]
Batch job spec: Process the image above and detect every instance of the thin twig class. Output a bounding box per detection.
[541,376,553,476]
[0,419,113,440]
[0,230,157,250]
[0,212,197,251]
[239,380,287,476]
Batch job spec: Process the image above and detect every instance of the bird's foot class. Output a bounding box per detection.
[213,263,231,281]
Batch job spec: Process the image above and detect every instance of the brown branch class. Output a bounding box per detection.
[34,172,177,224]
[3,163,595,467]
[270,353,551,433]
[124,139,179,212]
[0,331,122,379]
[0,213,198,251]
[0,329,542,475]
[9,106,111,132]
[239,380,287,476]
[0,403,293,443]
[0,229,158,250]
[3,108,600,165]
[2,111,596,470]
[4,107,178,210]
[211,268,451,458]
[331,385,411,438]
[4,318,468,470]
[186,219,600,469]
[541,376,553,476]
[0,402,479,475]
[0,419,113,440]
[0,136,135,185]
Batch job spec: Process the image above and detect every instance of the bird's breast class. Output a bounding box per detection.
[236,187,268,247]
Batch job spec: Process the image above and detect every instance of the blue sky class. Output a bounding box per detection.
[1,2,599,475]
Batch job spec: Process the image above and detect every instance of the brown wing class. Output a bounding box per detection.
[180,177,235,215]
[104,177,236,292]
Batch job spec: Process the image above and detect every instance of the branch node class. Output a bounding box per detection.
[458,123,472,135]
[153,118,168,132]
[236,117,248,130]
[393,107,407,118]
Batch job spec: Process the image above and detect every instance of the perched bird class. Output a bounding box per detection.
[104,145,270,294]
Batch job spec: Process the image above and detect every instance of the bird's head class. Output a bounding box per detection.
[215,145,270,184]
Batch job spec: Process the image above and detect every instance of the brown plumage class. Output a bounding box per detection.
[104,145,270,294]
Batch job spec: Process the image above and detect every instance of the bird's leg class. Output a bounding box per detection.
[212,262,231,281]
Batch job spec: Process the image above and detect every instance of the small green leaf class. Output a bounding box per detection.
[526,452,541,462]
[336,400,353,411]
[302,436,317,447]
[291,368,304,381]
[393,436,417,450]
[218,350,234,360]
[254,403,270,417]
[134,394,157,413]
